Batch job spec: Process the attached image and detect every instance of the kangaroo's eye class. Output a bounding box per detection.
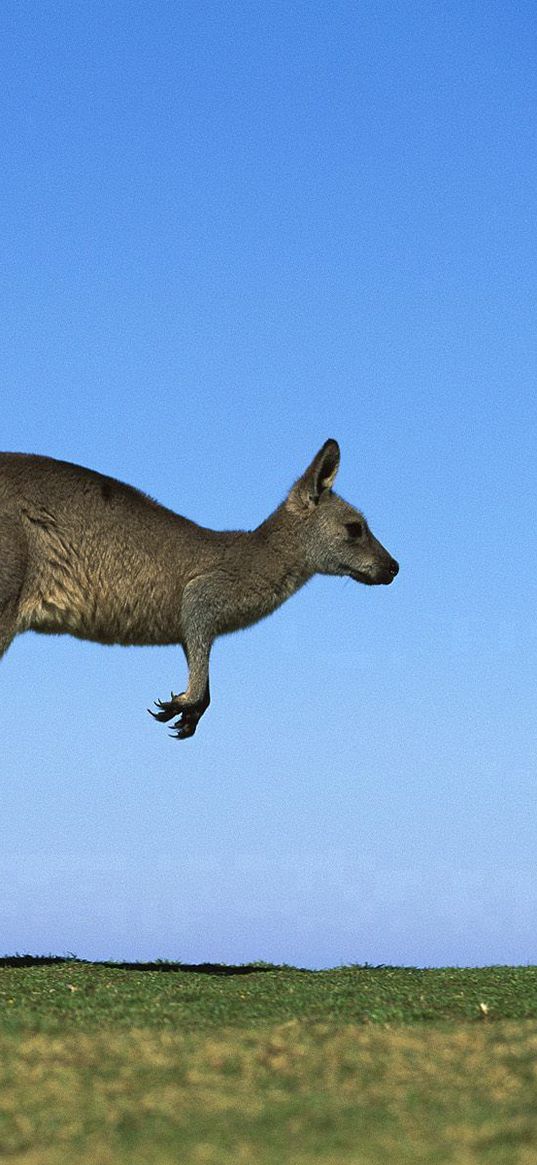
[346,521,363,540]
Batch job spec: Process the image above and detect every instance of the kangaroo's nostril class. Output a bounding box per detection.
[390,559,399,576]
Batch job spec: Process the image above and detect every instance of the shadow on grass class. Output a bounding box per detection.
[0,954,292,975]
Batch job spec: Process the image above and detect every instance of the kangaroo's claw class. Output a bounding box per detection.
[169,708,200,740]
[149,692,203,738]
[170,725,195,740]
[148,693,183,723]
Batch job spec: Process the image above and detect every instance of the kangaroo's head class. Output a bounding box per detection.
[287,439,399,586]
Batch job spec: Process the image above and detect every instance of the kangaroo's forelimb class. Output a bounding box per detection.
[149,574,214,739]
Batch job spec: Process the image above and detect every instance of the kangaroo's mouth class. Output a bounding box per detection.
[347,562,399,586]
[347,570,377,586]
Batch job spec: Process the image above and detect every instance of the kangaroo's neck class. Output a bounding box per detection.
[203,503,313,634]
[254,503,312,590]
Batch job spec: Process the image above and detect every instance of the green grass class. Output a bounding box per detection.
[2,958,537,1163]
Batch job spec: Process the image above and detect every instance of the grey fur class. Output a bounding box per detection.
[0,440,398,739]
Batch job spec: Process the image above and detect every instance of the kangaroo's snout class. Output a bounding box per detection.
[383,557,399,584]
[347,551,399,587]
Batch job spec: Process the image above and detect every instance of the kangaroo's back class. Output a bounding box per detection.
[0,453,181,530]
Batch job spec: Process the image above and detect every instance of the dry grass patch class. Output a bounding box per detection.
[1,1021,537,1163]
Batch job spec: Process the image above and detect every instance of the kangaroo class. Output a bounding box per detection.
[0,440,398,739]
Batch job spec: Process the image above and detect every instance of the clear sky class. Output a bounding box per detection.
[0,0,536,968]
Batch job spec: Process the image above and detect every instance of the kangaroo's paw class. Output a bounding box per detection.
[149,693,202,739]
[169,706,201,740]
[148,692,183,723]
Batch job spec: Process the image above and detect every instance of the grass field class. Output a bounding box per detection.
[2,958,537,1164]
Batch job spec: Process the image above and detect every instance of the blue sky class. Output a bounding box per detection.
[0,0,536,967]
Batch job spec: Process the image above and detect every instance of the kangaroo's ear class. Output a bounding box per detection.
[289,439,341,509]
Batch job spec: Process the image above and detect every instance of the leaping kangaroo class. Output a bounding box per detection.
[0,440,398,738]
